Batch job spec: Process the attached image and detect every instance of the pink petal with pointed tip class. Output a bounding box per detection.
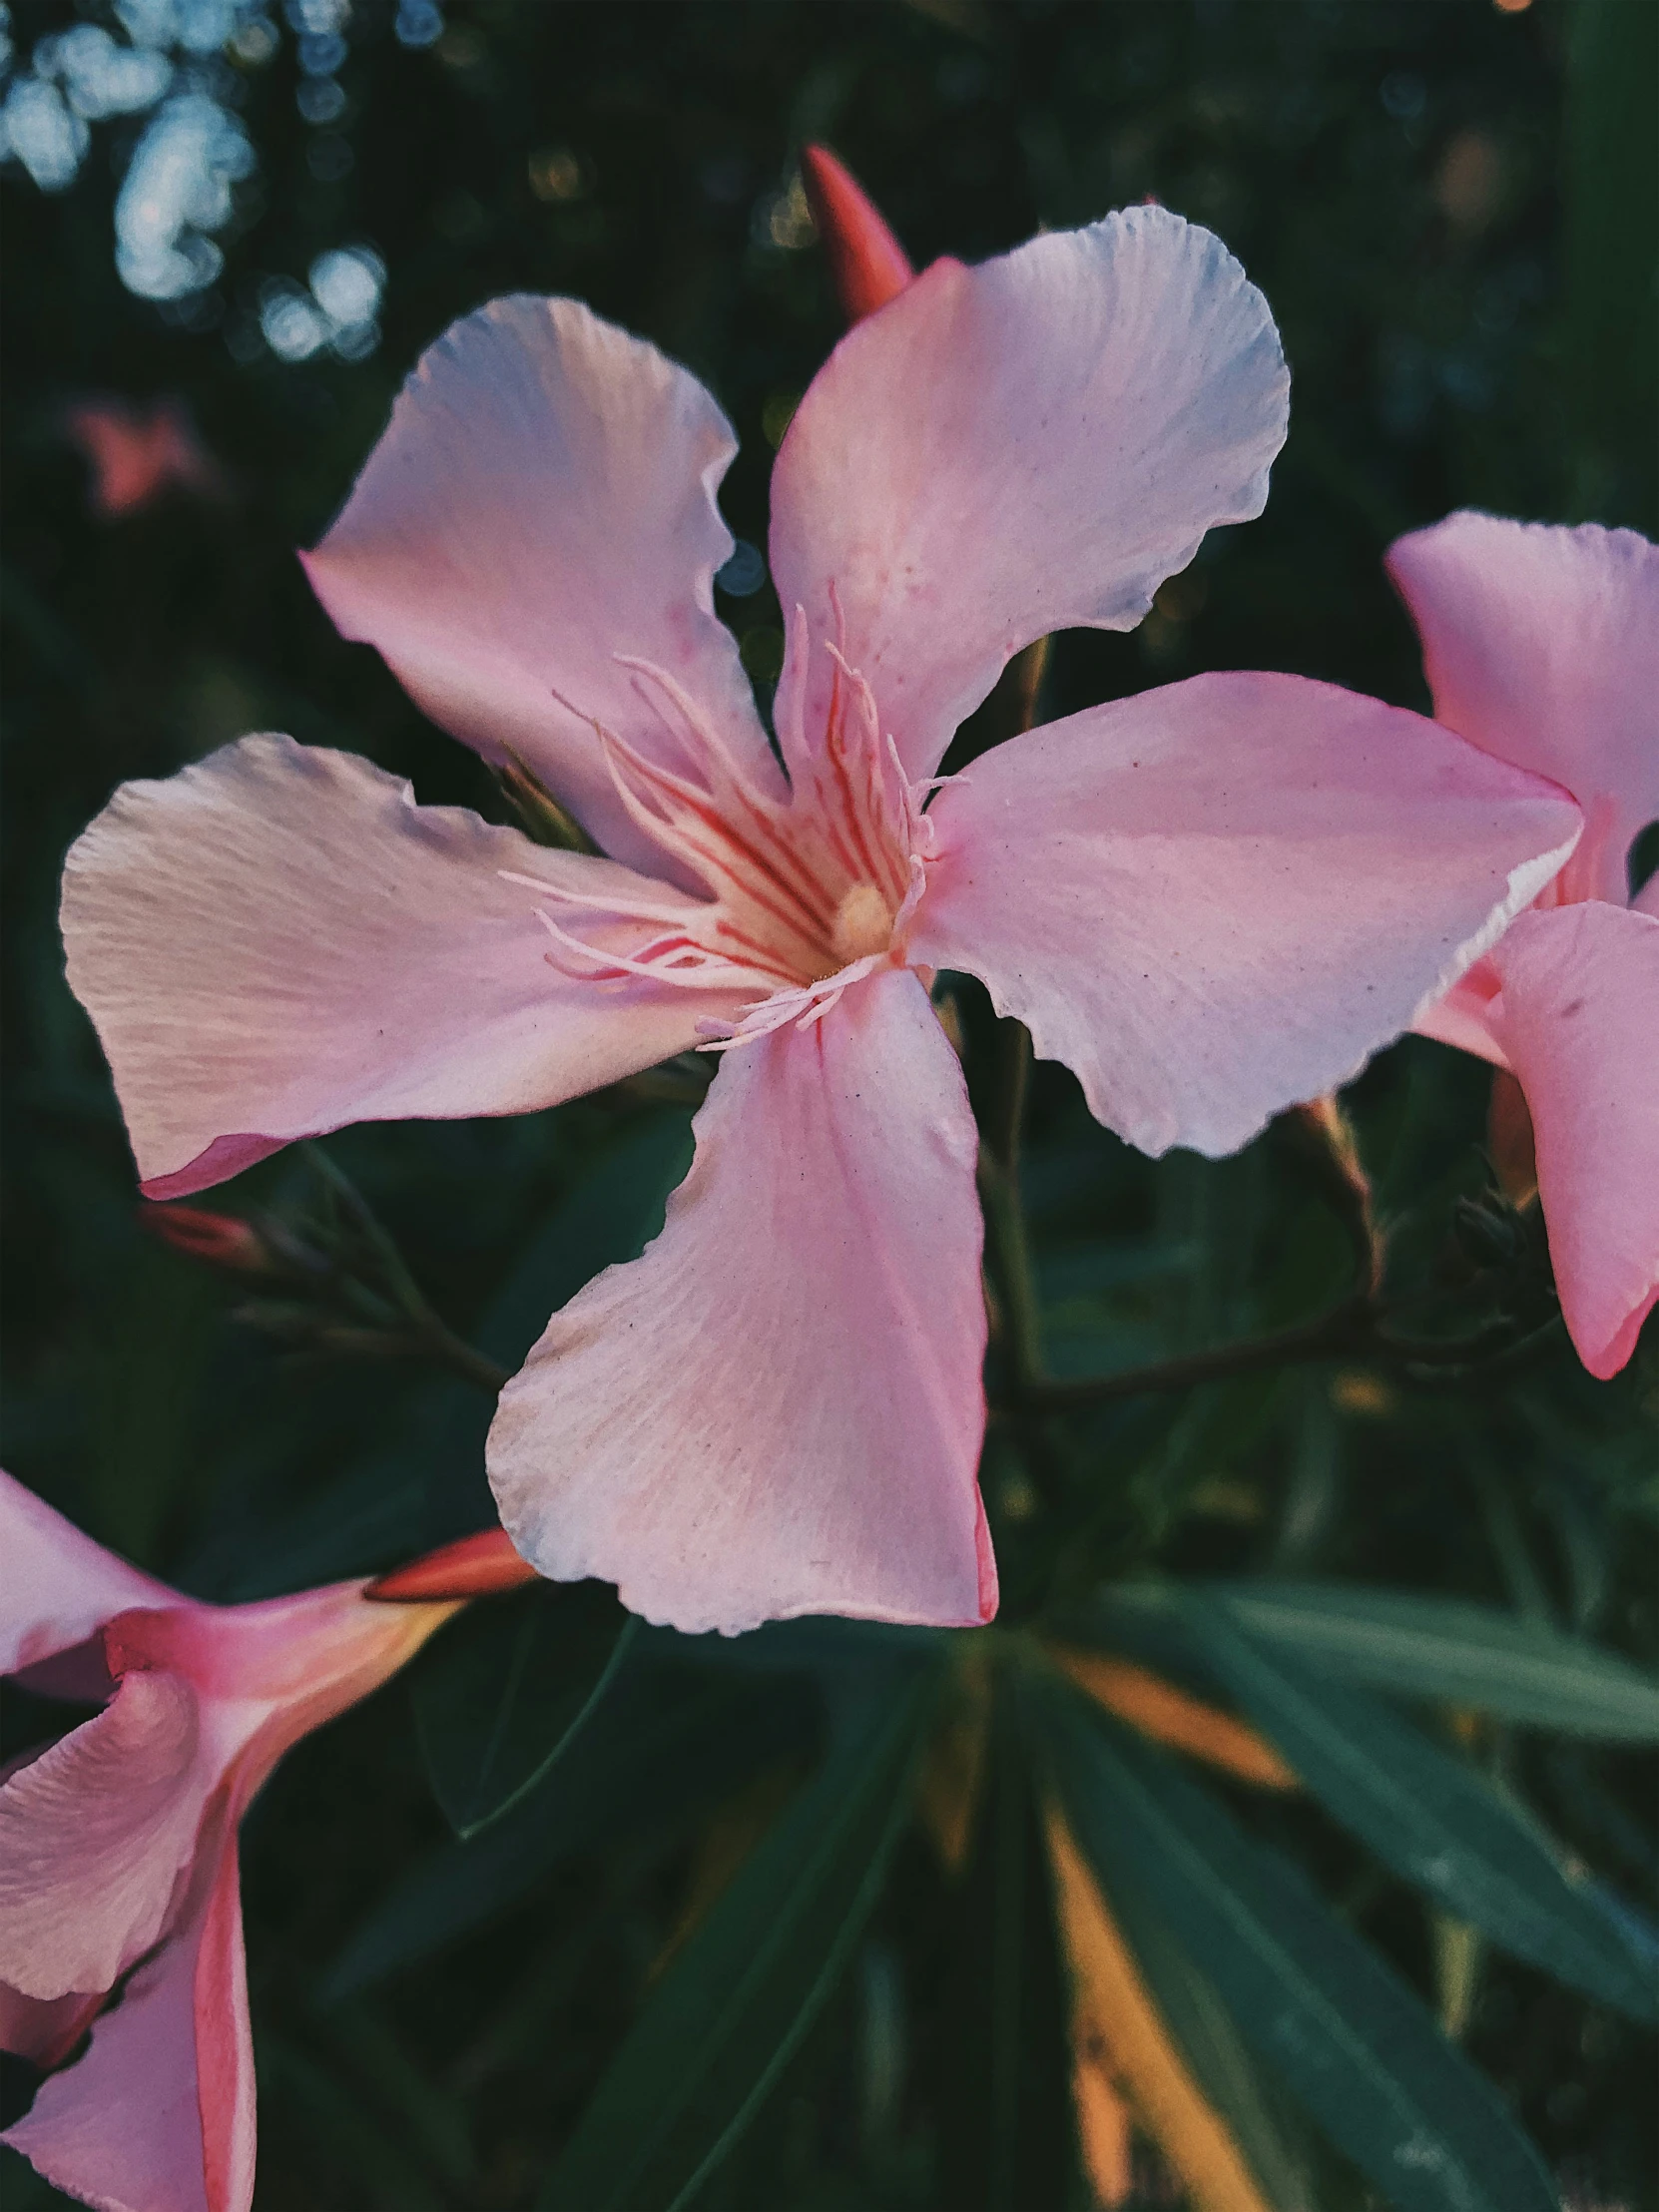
[62,734,742,1196]
[1489,902,1659,1380]
[1386,512,1659,902]
[303,293,780,878]
[769,206,1288,783]
[3,1808,253,2212]
[908,672,1581,1159]
[488,965,992,1634]
[0,1669,208,2001]
[0,1468,175,1678]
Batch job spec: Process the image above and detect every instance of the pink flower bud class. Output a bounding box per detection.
[141,1203,275,1277]
[365,1524,541,1603]
[799,144,914,324]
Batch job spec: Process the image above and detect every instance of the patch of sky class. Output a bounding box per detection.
[259,243,382,359]
[117,90,255,296]
[1,74,88,190]
[715,540,768,597]
[283,0,349,33]
[118,0,240,52]
[34,25,173,119]
[3,0,390,338]
[394,1,444,48]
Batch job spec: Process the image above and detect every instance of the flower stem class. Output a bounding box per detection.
[1018,1296,1375,1413]
[979,1019,1045,1395]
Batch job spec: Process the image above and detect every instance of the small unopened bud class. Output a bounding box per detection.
[143,1204,276,1277]
[366,1525,541,1603]
[799,144,914,325]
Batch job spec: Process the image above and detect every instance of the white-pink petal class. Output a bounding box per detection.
[0,1468,173,1678]
[3,1811,254,2212]
[770,205,1289,784]
[907,672,1582,1158]
[0,1669,209,2001]
[1489,902,1659,1380]
[488,965,992,1635]
[1386,512,1659,903]
[61,735,740,1198]
[302,293,781,878]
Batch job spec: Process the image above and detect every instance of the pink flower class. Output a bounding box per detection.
[61,214,1580,1634]
[1387,512,1659,1379]
[62,399,222,521]
[0,1472,527,2212]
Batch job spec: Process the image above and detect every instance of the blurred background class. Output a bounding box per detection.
[2,2,1656,2206]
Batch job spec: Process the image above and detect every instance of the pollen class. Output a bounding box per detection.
[830,881,895,965]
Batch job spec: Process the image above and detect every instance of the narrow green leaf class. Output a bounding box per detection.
[309,1996,480,2195]
[1037,1677,1558,2212]
[1181,1600,1658,2021]
[412,1579,633,1837]
[325,1664,819,1999]
[1097,1580,1659,1739]
[1101,1865,1320,2212]
[540,1669,936,2212]
[1212,1581,1659,1740]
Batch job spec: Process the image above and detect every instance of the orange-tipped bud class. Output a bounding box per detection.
[365,1525,541,1604]
[800,144,914,324]
[142,1203,275,1276]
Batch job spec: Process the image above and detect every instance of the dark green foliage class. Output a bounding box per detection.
[1038,1676,1560,2212]
[540,1668,938,2212]
[413,1581,636,1838]
[325,1662,822,1999]
[1174,1596,1659,2017]
[1091,1577,1659,1738]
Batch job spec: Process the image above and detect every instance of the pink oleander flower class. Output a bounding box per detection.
[62,211,1581,1634]
[1387,511,1659,1379]
[62,398,222,521]
[0,1474,531,2212]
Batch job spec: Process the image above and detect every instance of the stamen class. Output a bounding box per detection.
[517,615,936,1020]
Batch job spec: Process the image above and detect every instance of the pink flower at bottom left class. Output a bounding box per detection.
[0,1470,531,2212]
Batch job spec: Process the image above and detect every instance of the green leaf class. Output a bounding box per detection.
[1097,1580,1659,1740]
[1101,1865,1320,2212]
[1179,1599,1658,2021]
[412,1578,634,1837]
[1037,1676,1558,2212]
[325,1663,820,2000]
[540,1669,936,2212]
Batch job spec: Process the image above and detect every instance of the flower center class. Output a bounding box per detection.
[511,628,929,1039]
[830,882,895,965]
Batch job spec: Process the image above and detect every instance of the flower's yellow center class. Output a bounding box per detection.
[829,881,895,966]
